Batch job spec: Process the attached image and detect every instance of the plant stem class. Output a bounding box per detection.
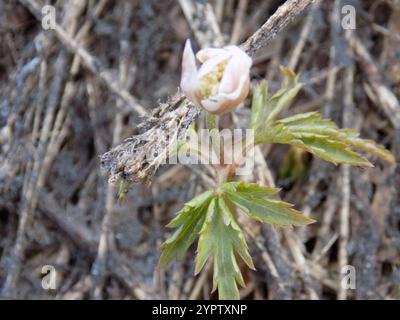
[206,112,219,130]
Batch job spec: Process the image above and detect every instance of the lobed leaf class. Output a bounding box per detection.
[256,111,395,166]
[221,181,279,198]
[250,67,395,166]
[250,80,269,130]
[195,197,253,300]
[250,66,303,129]
[159,190,213,267]
[222,182,314,227]
[298,136,372,166]
[161,182,313,300]
[337,135,395,164]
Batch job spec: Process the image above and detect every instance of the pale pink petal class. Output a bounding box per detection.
[200,74,249,115]
[180,39,197,87]
[219,47,252,95]
[218,59,238,94]
[200,96,223,113]
[180,39,200,106]
[180,41,252,115]
[224,45,253,67]
[197,51,231,78]
[196,48,226,63]
[218,74,249,100]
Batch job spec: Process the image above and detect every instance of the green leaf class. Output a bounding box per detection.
[195,196,253,300]
[337,135,395,164]
[298,136,372,166]
[160,181,314,300]
[250,65,395,166]
[250,80,269,129]
[266,83,303,123]
[222,182,314,227]
[221,181,279,198]
[256,111,394,166]
[159,190,213,267]
[249,66,303,130]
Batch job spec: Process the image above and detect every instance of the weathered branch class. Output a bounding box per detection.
[241,0,316,56]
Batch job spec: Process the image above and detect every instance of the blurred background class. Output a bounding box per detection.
[0,0,399,299]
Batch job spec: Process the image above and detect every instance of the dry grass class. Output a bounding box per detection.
[0,0,399,299]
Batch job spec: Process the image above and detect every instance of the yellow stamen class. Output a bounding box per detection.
[198,60,228,98]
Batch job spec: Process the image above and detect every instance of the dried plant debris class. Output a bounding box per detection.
[100,93,199,186]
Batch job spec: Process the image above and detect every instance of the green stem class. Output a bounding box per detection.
[206,112,226,183]
[206,112,219,131]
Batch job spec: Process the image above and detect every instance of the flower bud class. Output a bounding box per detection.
[180,39,252,115]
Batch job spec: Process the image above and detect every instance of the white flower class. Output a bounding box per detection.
[180,39,252,115]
